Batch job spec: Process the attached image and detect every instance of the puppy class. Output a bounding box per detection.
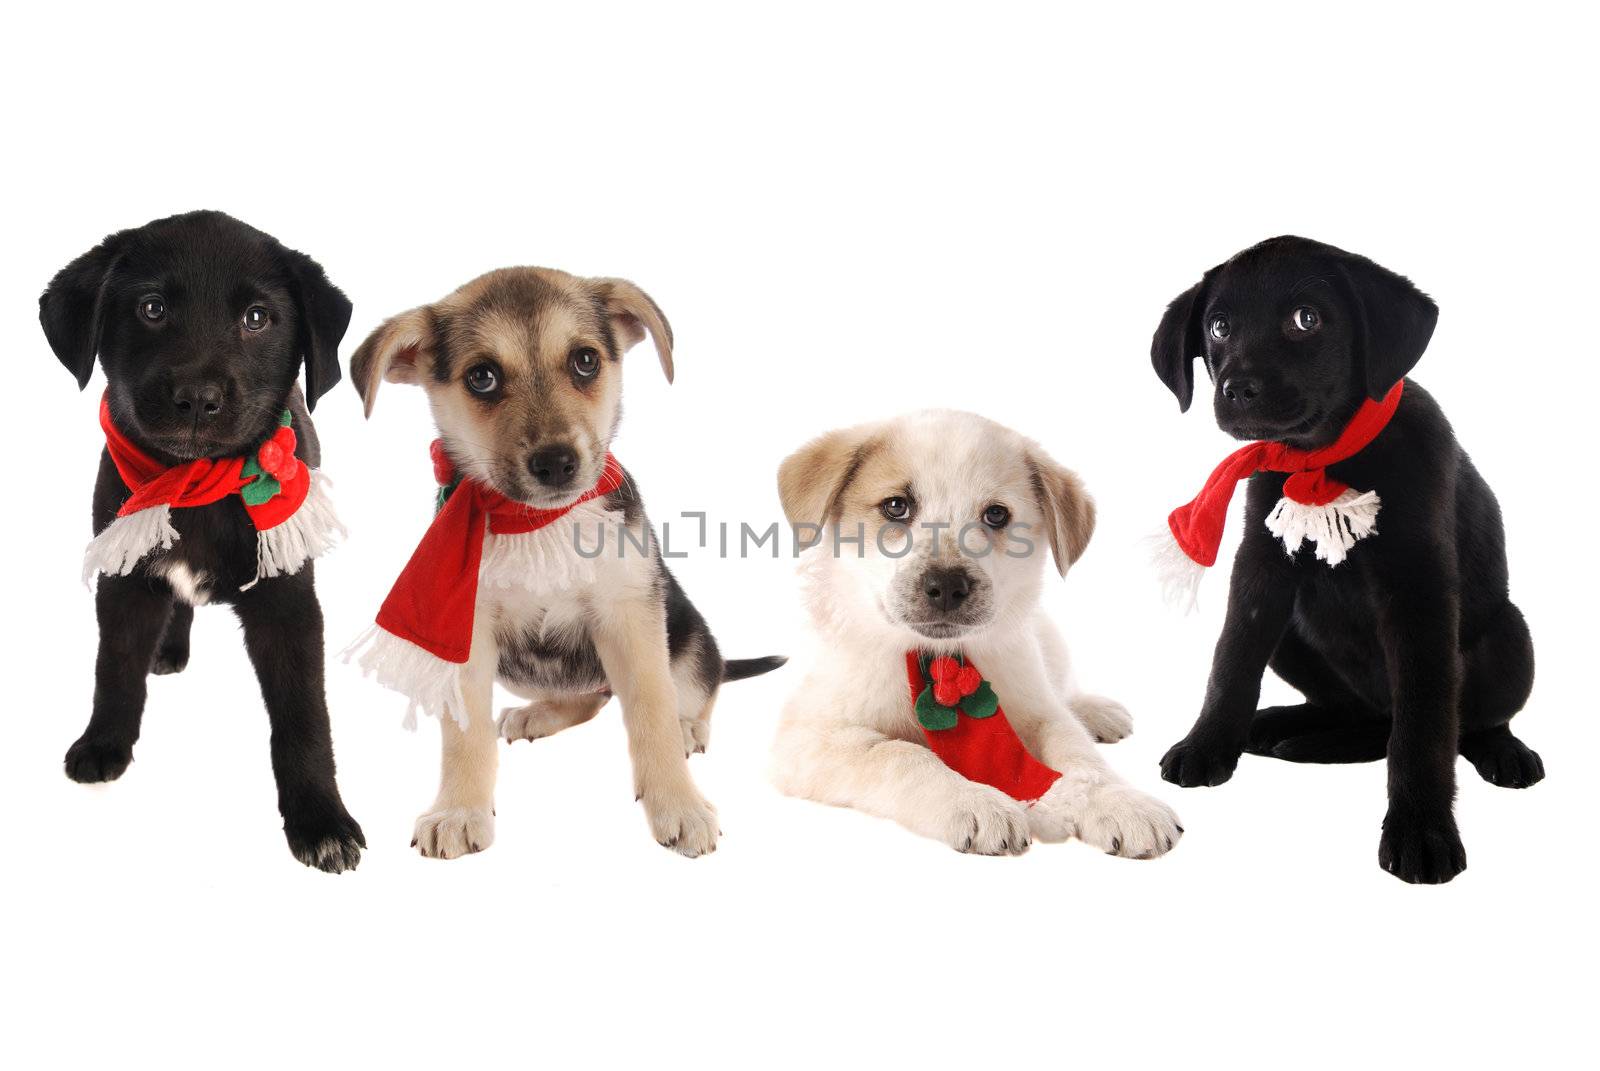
[773,410,1181,858]
[347,267,783,859]
[1151,235,1539,884]
[40,210,365,873]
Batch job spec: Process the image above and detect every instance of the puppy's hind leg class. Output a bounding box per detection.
[499,692,606,744]
[151,602,193,676]
[1459,601,1542,788]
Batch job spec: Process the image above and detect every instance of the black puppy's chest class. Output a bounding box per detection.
[142,500,260,604]
[1288,561,1390,705]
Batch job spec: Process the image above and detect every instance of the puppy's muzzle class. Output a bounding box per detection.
[172,381,226,420]
[527,444,579,490]
[921,565,972,614]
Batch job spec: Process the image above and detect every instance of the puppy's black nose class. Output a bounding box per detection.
[528,446,579,488]
[1221,376,1262,406]
[922,567,971,613]
[173,383,224,419]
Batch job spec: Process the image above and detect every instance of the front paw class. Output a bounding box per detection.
[943,785,1032,856]
[413,807,494,860]
[1379,808,1466,884]
[643,788,720,858]
[64,735,134,783]
[1073,695,1133,743]
[285,810,366,874]
[1160,735,1241,787]
[1073,784,1183,859]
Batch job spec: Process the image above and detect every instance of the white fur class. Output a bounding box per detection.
[772,410,1182,858]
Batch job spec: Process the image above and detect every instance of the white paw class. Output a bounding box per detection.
[412,806,495,859]
[943,785,1032,856]
[498,702,564,743]
[680,715,711,757]
[643,789,720,858]
[1073,694,1133,743]
[1074,784,1182,859]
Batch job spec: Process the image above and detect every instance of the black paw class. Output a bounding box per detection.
[150,645,190,675]
[285,811,367,875]
[1159,736,1241,787]
[1466,737,1545,789]
[64,736,134,783]
[1378,809,1467,884]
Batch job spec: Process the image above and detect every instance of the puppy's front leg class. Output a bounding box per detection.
[234,570,365,873]
[989,654,1182,859]
[592,597,718,857]
[414,620,498,860]
[773,717,1032,854]
[1373,543,1467,884]
[1161,516,1298,788]
[65,574,173,783]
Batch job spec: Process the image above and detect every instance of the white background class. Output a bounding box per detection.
[5,3,1596,1068]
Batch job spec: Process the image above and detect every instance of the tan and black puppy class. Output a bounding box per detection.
[350,268,782,859]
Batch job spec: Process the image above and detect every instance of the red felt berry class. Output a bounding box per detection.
[430,440,455,486]
[257,440,286,476]
[933,679,962,707]
[954,664,982,697]
[929,656,960,683]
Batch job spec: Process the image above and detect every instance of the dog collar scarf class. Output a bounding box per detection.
[905,652,1062,803]
[85,396,342,586]
[1156,380,1404,607]
[347,442,625,730]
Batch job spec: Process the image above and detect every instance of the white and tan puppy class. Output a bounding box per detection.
[773,410,1182,857]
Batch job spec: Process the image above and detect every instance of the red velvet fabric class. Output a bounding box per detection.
[905,652,1062,804]
[1167,380,1404,566]
[374,446,625,665]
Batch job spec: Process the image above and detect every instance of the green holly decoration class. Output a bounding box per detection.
[915,686,959,731]
[239,456,283,506]
[913,651,999,728]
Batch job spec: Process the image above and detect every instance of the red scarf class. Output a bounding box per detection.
[349,443,625,729]
[87,396,338,583]
[1163,381,1403,590]
[905,652,1061,803]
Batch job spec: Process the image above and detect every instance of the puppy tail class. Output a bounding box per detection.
[722,655,788,683]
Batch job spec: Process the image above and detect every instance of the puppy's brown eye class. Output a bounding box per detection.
[1209,316,1230,340]
[140,297,165,323]
[880,496,912,522]
[1291,306,1321,332]
[570,347,600,378]
[465,363,500,395]
[982,504,1011,529]
[244,306,269,332]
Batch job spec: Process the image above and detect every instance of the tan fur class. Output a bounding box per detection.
[353,267,718,858]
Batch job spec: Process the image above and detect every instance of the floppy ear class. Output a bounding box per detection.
[39,233,124,389]
[348,307,436,418]
[1026,448,1096,577]
[281,246,354,411]
[778,424,879,528]
[1150,273,1210,412]
[1338,254,1439,400]
[592,278,674,383]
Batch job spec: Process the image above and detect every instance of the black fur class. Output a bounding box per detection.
[1150,236,1538,885]
[496,473,786,704]
[40,210,364,873]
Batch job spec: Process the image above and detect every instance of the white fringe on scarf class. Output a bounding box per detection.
[342,624,469,732]
[254,471,347,582]
[345,500,623,731]
[82,469,345,587]
[1265,488,1381,566]
[1150,530,1206,614]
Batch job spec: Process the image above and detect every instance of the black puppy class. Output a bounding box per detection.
[1150,235,1538,884]
[40,210,366,873]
